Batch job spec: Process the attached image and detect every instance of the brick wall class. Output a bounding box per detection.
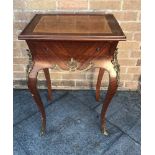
[13,0,141,90]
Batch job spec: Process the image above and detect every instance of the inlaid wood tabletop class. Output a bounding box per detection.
[19,14,126,40]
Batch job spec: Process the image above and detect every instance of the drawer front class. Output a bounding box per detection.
[27,41,112,70]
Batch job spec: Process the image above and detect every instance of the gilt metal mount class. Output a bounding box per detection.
[51,58,94,72]
[111,48,120,83]
[26,49,33,79]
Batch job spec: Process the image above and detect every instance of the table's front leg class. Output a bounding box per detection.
[100,53,120,136]
[100,69,118,135]
[28,64,46,136]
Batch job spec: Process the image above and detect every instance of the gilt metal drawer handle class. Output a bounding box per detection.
[96,47,100,52]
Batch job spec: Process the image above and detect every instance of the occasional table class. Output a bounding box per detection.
[18,14,126,136]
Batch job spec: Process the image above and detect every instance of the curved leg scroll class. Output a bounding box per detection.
[28,66,46,136]
[96,68,105,101]
[43,68,52,101]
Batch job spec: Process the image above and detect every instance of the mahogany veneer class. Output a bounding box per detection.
[19,13,126,136]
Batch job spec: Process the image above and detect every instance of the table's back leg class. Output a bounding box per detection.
[28,65,46,136]
[43,68,52,101]
[96,68,105,101]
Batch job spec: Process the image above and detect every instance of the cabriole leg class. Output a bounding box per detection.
[100,50,120,135]
[28,65,46,136]
[100,71,118,135]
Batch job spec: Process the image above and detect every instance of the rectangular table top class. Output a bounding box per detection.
[18,14,126,41]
